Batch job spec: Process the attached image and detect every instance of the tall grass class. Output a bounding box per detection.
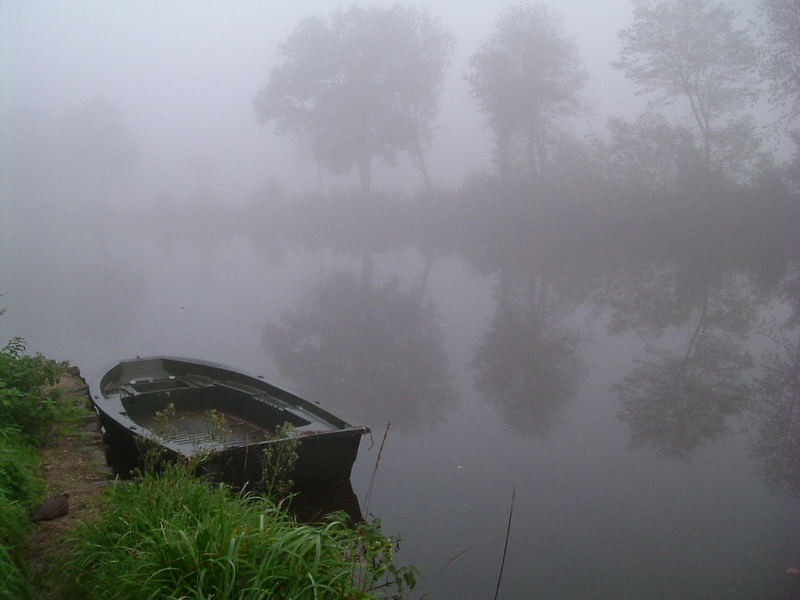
[0,544,33,600]
[61,463,416,600]
[0,338,66,600]
[0,426,42,593]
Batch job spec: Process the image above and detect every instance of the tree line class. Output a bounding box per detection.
[254,0,800,194]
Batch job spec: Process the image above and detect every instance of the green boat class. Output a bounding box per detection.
[90,356,369,487]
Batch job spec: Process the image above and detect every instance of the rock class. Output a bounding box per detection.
[32,493,70,521]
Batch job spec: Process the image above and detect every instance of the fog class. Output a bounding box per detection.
[3,1,786,199]
[2,1,799,598]
[2,0,634,198]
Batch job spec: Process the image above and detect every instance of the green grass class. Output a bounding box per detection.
[0,338,68,600]
[0,543,33,600]
[0,338,63,443]
[60,463,415,600]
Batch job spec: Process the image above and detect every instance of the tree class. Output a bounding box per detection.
[614,0,761,179]
[466,3,587,180]
[602,113,699,193]
[758,0,800,124]
[255,5,453,193]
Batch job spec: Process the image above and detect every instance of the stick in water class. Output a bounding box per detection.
[363,420,391,515]
[493,487,516,600]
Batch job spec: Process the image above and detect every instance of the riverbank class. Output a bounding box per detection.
[24,371,113,593]
[1,349,415,600]
[0,344,98,600]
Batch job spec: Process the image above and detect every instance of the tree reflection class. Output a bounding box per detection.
[263,257,455,432]
[472,271,584,437]
[615,335,752,460]
[753,274,800,495]
[610,268,755,459]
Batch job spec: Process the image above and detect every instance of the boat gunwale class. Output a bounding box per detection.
[89,355,369,458]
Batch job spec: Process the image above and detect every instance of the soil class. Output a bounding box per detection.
[24,371,115,597]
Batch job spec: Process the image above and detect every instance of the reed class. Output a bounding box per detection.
[363,420,391,516]
[492,487,517,600]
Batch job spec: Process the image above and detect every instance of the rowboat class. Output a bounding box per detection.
[89,356,369,488]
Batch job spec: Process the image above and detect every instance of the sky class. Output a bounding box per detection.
[0,0,770,201]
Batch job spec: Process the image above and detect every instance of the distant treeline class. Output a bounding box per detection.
[254,0,799,194]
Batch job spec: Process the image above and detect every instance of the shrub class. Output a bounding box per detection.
[0,338,63,441]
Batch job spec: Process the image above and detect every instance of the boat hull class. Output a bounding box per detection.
[90,356,369,488]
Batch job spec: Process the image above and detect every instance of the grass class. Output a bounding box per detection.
[0,338,68,600]
[60,463,415,600]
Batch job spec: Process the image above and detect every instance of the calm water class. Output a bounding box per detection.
[2,198,799,599]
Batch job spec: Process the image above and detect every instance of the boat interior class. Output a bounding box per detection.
[119,376,312,450]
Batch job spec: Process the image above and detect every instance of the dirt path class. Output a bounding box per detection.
[25,371,114,596]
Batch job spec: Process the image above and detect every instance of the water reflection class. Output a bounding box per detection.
[614,335,752,460]
[289,480,363,524]
[66,259,146,344]
[606,248,759,459]
[263,256,456,431]
[6,231,146,347]
[753,274,800,495]
[471,271,584,436]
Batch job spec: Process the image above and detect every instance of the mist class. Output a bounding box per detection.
[3,1,789,199]
[2,1,799,598]
[2,1,634,198]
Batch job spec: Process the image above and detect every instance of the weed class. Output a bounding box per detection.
[189,408,233,468]
[134,402,177,473]
[205,408,232,444]
[260,422,300,499]
[133,404,236,478]
[0,338,64,442]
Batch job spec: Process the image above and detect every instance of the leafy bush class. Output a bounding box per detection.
[61,463,416,600]
[0,338,63,441]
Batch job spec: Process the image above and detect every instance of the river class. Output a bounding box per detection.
[2,192,799,599]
